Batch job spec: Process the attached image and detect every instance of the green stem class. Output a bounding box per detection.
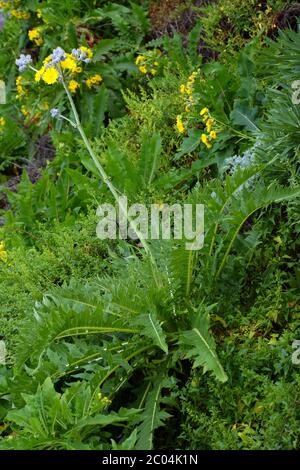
[62,79,155,262]
[214,118,257,141]
[54,326,139,341]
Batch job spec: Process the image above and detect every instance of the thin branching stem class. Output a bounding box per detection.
[62,78,156,264]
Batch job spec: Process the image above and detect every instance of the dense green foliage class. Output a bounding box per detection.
[0,0,299,450]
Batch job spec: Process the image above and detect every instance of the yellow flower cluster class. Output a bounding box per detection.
[0,0,29,17]
[180,71,197,97]
[0,117,5,127]
[16,75,27,99]
[21,105,29,117]
[176,115,185,134]
[35,8,48,24]
[85,74,102,89]
[0,242,7,263]
[200,107,217,149]
[179,71,198,113]
[175,71,219,151]
[135,54,159,76]
[175,72,199,134]
[28,28,43,46]
[36,8,47,21]
[34,47,92,86]
[11,9,30,19]
[60,54,78,73]
[0,0,22,9]
[80,46,93,60]
[68,79,79,93]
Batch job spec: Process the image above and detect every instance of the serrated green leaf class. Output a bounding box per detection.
[135,313,168,353]
[136,377,172,450]
[179,313,227,382]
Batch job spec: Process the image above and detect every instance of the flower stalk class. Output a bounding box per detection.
[61,78,154,261]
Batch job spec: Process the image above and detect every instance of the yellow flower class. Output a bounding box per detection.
[180,84,187,94]
[16,75,27,99]
[0,117,5,127]
[210,130,217,140]
[42,67,59,85]
[91,74,102,83]
[139,65,147,74]
[16,76,23,87]
[0,242,7,263]
[61,54,77,72]
[28,28,43,46]
[43,55,52,65]
[85,74,103,88]
[135,55,145,65]
[68,79,79,93]
[35,66,45,82]
[201,133,212,149]
[21,105,29,117]
[150,68,157,75]
[37,8,42,18]
[200,107,209,116]
[11,10,30,19]
[79,46,93,59]
[206,118,214,133]
[176,115,185,134]
[74,66,82,74]
[188,71,197,83]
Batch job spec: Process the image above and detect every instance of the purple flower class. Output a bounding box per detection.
[71,48,90,63]
[71,48,80,58]
[0,13,5,32]
[50,108,60,118]
[15,54,32,72]
[51,47,66,65]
